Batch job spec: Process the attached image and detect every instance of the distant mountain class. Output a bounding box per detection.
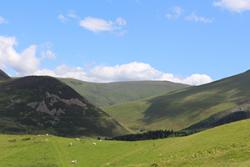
[105,70,250,132]
[0,74,127,137]
[0,69,10,80]
[61,79,189,107]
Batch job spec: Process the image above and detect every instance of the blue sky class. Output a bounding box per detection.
[0,0,250,85]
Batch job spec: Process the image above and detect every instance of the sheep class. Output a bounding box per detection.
[75,138,80,141]
[92,142,97,146]
[71,160,78,164]
[68,142,73,147]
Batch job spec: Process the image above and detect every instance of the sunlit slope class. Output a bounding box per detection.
[61,79,188,107]
[1,119,250,167]
[105,70,250,131]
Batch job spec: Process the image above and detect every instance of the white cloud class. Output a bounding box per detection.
[0,16,7,24]
[214,0,250,12]
[0,36,55,75]
[0,36,39,74]
[90,62,161,82]
[32,62,213,86]
[1,37,212,86]
[33,65,90,81]
[89,62,213,85]
[185,12,214,24]
[79,17,127,33]
[166,6,183,20]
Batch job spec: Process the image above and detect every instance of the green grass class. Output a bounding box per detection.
[1,119,250,167]
[105,70,250,131]
[104,100,151,131]
[61,79,188,107]
[0,76,128,137]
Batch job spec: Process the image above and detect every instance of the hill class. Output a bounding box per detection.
[1,119,250,167]
[61,79,188,107]
[0,69,10,80]
[0,75,127,137]
[105,70,250,131]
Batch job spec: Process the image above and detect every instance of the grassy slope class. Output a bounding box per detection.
[105,70,250,131]
[1,120,250,167]
[0,76,128,137]
[61,79,188,107]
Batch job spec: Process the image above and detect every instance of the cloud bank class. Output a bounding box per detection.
[0,36,213,86]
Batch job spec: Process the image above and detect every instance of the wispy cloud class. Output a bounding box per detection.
[58,11,127,35]
[166,6,183,20]
[0,16,8,24]
[185,12,214,24]
[79,17,127,33]
[58,14,68,23]
[166,6,214,24]
[58,11,80,23]
[214,0,250,12]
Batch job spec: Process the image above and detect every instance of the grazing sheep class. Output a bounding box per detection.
[71,160,78,164]
[68,142,73,147]
[46,134,49,136]
[92,142,97,146]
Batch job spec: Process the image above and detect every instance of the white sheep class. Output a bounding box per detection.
[92,142,97,146]
[71,160,78,164]
[68,142,73,147]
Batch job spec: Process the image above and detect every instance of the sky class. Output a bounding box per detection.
[0,0,250,85]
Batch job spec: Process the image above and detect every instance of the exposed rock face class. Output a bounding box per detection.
[0,76,127,137]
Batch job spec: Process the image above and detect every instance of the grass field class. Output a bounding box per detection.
[1,119,250,167]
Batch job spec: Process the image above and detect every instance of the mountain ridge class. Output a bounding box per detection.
[61,78,189,107]
[0,75,127,137]
[105,70,250,131]
[0,69,10,80]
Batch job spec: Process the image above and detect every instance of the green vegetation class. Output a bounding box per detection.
[0,76,127,137]
[1,120,250,167]
[61,79,188,107]
[105,70,250,131]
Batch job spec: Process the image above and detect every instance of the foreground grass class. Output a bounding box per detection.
[1,120,250,167]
